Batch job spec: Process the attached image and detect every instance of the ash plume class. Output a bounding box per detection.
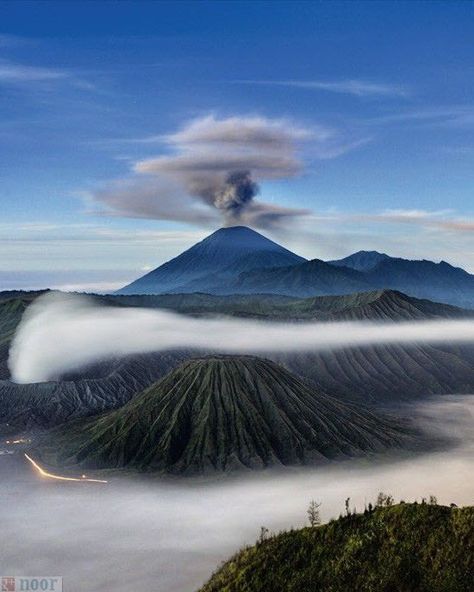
[94,115,311,229]
[209,170,259,223]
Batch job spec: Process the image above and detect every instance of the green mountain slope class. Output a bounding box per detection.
[200,502,474,592]
[110,289,471,321]
[47,357,410,474]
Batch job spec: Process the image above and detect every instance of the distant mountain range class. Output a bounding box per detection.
[43,356,410,474]
[116,227,474,308]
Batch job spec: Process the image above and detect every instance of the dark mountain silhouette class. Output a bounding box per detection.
[366,257,474,308]
[110,288,469,321]
[228,253,474,308]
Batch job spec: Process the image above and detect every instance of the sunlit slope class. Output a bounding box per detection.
[50,356,410,474]
[200,502,474,592]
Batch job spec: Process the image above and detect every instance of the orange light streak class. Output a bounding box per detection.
[24,453,107,484]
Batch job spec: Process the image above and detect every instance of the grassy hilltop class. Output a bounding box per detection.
[200,501,474,592]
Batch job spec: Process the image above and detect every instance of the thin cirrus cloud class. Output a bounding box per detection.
[232,79,410,98]
[0,59,67,82]
[307,209,474,234]
[366,105,474,129]
[360,209,474,233]
[0,59,96,92]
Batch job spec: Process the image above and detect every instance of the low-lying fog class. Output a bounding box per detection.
[10,292,474,383]
[2,395,474,592]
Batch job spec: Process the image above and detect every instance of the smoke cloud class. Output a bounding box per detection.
[95,115,311,228]
[9,292,474,384]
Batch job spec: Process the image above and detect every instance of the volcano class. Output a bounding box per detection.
[116,226,306,295]
[48,356,411,474]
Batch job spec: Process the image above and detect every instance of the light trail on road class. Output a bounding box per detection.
[24,453,108,484]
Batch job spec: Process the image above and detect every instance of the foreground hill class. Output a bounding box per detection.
[45,357,410,474]
[200,502,474,592]
[117,226,305,295]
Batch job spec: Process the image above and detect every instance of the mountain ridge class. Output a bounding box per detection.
[115,226,474,308]
[329,250,391,271]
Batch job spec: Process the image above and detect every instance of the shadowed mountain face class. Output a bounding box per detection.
[0,352,192,434]
[116,226,306,295]
[199,503,474,592]
[232,256,474,308]
[46,357,410,474]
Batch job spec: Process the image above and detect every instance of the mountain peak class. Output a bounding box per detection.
[116,226,305,295]
[204,225,290,251]
[52,356,409,474]
[329,250,391,272]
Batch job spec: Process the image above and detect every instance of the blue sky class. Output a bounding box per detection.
[1,0,473,291]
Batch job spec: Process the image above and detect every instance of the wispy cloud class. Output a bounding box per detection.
[306,209,474,234]
[0,59,96,91]
[367,105,474,128]
[0,60,67,82]
[233,79,410,98]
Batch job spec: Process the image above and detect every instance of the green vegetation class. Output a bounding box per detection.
[45,356,411,474]
[200,501,474,592]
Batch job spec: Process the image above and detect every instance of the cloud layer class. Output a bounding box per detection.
[9,292,474,383]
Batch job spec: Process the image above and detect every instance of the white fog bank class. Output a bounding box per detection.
[1,396,474,592]
[9,292,474,383]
